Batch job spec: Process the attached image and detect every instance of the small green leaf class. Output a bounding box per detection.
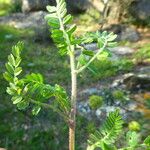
[126,131,139,148]
[46,5,56,13]
[5,62,14,74]
[60,8,67,18]
[48,18,60,28]
[78,54,87,65]
[17,41,24,51]
[8,54,16,66]
[14,67,22,76]
[15,57,21,67]
[12,46,19,57]
[63,14,73,25]
[102,31,108,37]
[107,42,117,47]
[12,96,23,104]
[97,51,109,60]
[52,29,63,37]
[83,50,94,57]
[32,106,41,115]
[144,135,150,146]
[58,2,66,13]
[81,37,93,44]
[6,87,16,95]
[45,13,57,20]
[98,38,104,48]
[67,24,77,36]
[3,72,13,82]
[17,100,29,110]
[107,34,117,42]
[25,73,43,83]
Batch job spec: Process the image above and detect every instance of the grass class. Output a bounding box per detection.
[0,25,71,150]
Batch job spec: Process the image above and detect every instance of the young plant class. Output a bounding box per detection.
[3,0,150,150]
[87,110,150,150]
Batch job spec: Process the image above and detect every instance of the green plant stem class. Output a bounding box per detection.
[69,52,77,150]
[56,6,77,150]
[76,41,107,74]
[30,99,69,121]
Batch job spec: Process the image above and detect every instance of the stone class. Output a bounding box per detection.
[0,11,50,41]
[120,27,140,42]
[110,46,134,56]
[84,43,134,61]
[104,24,140,42]
[123,73,150,91]
[21,0,89,13]
[21,0,55,13]
[80,88,99,96]
[129,0,150,24]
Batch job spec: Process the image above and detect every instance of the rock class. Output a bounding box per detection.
[80,88,99,96]
[0,11,50,41]
[120,27,140,42]
[77,100,138,123]
[123,73,150,91]
[22,0,55,13]
[129,0,150,24]
[84,43,134,61]
[110,46,134,56]
[21,0,89,13]
[138,66,150,74]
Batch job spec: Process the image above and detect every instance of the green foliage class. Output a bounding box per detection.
[128,121,141,131]
[89,95,103,110]
[3,1,149,150]
[134,44,150,63]
[112,90,125,100]
[4,41,70,119]
[114,58,134,72]
[144,135,150,147]
[87,110,150,150]
[126,131,139,149]
[45,0,76,55]
[0,0,21,16]
[87,110,123,150]
[81,57,133,82]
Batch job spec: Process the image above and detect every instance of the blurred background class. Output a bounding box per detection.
[0,0,150,149]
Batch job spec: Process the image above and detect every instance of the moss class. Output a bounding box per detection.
[89,95,103,110]
[128,121,141,131]
[112,90,125,100]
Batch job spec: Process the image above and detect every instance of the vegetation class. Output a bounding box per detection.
[89,95,103,109]
[0,0,150,150]
[88,110,149,150]
[134,43,150,64]
[0,0,21,16]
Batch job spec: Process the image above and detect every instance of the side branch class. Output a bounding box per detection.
[76,41,107,74]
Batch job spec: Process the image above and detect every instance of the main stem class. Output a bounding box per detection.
[56,6,77,149]
[69,51,77,150]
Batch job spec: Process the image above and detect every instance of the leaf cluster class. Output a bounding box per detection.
[4,42,70,119]
[45,0,76,55]
[87,110,150,150]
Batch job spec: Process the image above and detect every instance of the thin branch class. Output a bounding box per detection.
[76,41,107,74]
